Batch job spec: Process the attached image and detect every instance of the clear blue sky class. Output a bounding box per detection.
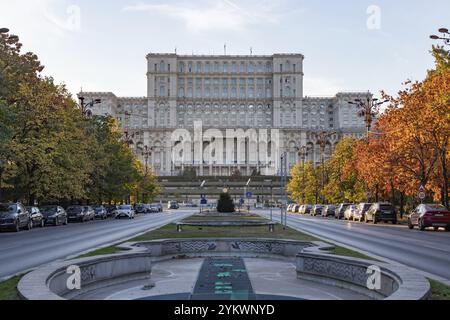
[1,0,449,98]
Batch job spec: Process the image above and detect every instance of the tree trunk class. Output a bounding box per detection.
[441,151,449,209]
[400,192,405,219]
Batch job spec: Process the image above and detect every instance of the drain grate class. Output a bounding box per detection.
[191,257,255,300]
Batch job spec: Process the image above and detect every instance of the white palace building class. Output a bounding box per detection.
[81,53,368,177]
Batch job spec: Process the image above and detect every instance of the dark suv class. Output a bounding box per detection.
[365,203,397,224]
[0,203,31,232]
[67,206,91,222]
[40,206,68,226]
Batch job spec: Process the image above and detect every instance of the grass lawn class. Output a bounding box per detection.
[429,279,450,300]
[0,276,21,300]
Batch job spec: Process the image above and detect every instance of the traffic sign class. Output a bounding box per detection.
[200,198,208,205]
[419,192,426,200]
[246,192,253,199]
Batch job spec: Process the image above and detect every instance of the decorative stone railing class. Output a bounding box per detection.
[296,252,431,300]
[175,221,277,232]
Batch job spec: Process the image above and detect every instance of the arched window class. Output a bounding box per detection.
[178,87,185,97]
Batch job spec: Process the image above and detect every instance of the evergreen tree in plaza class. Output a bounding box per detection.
[217,192,235,213]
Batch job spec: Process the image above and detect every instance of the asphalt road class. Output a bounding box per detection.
[0,209,195,280]
[259,210,450,281]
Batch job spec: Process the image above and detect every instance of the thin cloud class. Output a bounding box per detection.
[122,0,283,32]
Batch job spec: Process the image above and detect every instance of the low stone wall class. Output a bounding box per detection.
[18,253,152,300]
[296,252,431,300]
[127,238,317,259]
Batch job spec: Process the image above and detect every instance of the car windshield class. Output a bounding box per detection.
[424,204,447,211]
[119,205,131,210]
[67,207,82,213]
[363,204,372,210]
[94,207,103,212]
[380,204,393,210]
[0,204,16,213]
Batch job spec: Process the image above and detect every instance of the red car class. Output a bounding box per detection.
[408,204,450,231]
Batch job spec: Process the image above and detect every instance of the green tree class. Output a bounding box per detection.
[288,162,320,204]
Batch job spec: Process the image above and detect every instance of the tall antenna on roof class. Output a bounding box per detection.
[224,43,227,55]
[250,47,253,55]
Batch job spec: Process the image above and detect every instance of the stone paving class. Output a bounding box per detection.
[75,258,371,300]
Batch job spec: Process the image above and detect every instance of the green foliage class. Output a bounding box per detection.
[288,139,366,205]
[217,192,235,213]
[0,32,159,205]
[288,162,320,204]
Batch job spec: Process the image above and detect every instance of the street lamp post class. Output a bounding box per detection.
[296,146,309,204]
[77,95,101,117]
[138,145,153,176]
[314,131,336,204]
[430,28,450,47]
[348,93,388,139]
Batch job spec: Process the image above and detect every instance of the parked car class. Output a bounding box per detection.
[344,205,358,220]
[114,205,135,219]
[66,206,93,222]
[365,203,397,224]
[312,205,324,216]
[149,204,160,213]
[93,206,108,220]
[353,203,373,222]
[0,203,31,232]
[135,204,149,214]
[408,204,450,231]
[322,205,336,218]
[300,205,313,215]
[40,206,68,226]
[26,206,45,228]
[105,205,119,217]
[154,203,163,212]
[335,203,352,220]
[168,201,179,210]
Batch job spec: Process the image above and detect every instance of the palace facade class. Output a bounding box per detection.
[81,53,367,176]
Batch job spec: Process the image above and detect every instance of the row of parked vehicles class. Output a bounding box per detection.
[0,202,165,232]
[287,202,450,232]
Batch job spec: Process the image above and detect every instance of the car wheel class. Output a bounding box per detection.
[41,219,45,228]
[64,217,68,225]
[408,219,414,230]
[446,226,450,232]
[434,227,440,231]
[418,219,426,231]
[14,221,20,232]
[392,220,397,225]
[373,217,377,224]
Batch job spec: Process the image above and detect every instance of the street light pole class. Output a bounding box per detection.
[297,146,308,204]
[315,131,336,204]
[348,93,388,140]
[77,95,101,117]
[430,28,450,47]
[280,152,288,229]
